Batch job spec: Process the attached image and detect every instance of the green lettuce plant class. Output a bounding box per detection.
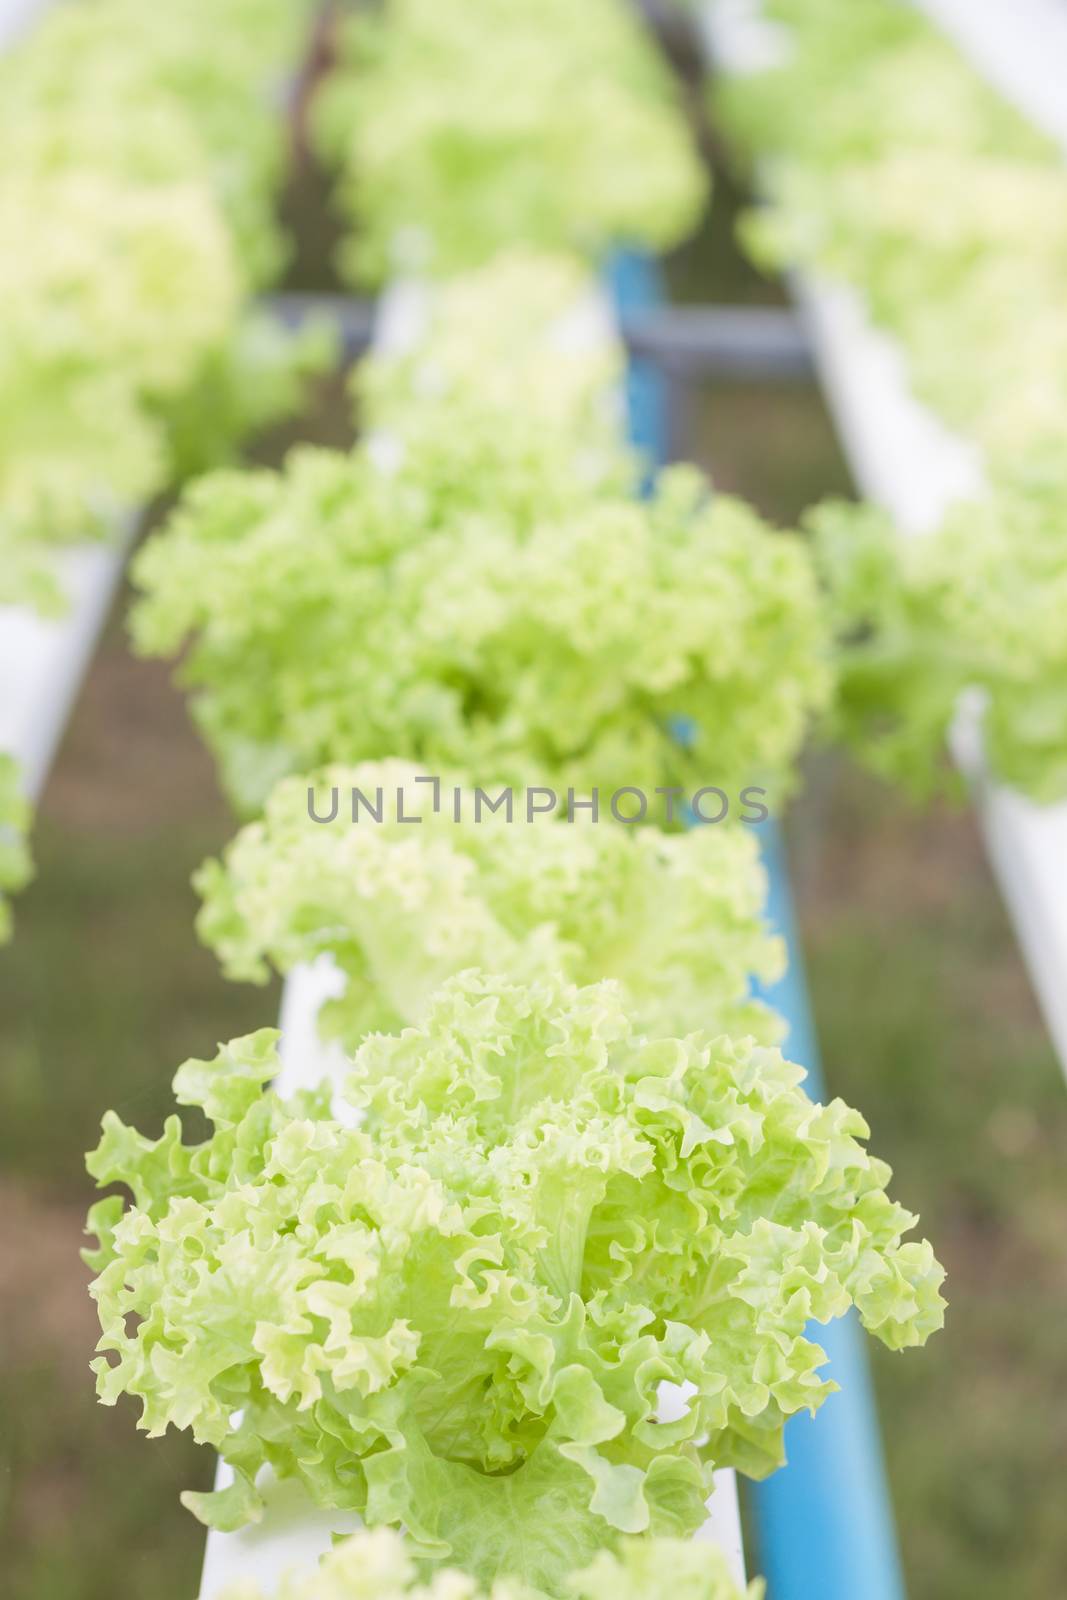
[86,971,943,1592]
[195,759,785,1047]
[813,465,1067,802]
[356,251,635,508]
[0,0,325,594]
[130,442,830,816]
[0,170,241,549]
[217,1525,763,1600]
[710,0,1067,802]
[715,0,1067,464]
[313,0,707,284]
[0,0,316,287]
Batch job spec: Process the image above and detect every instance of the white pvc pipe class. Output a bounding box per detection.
[913,0,1067,160]
[0,531,137,802]
[0,0,48,48]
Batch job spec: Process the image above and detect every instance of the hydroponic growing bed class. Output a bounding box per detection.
[32,0,1067,1595]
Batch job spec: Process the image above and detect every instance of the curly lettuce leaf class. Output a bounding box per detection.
[130,251,828,815]
[0,172,238,549]
[313,0,706,284]
[195,759,784,1047]
[813,461,1067,802]
[355,252,635,507]
[0,0,314,286]
[86,973,943,1591]
[131,444,830,816]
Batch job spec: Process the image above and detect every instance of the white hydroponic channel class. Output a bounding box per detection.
[915,0,1067,158]
[0,531,140,803]
[0,0,44,47]
[196,279,748,1596]
[700,0,1067,1083]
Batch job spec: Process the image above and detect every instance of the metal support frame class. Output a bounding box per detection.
[264,292,815,382]
[266,291,378,363]
[621,303,813,380]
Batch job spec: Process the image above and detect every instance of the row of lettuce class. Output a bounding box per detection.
[7,0,1067,940]
[0,0,331,934]
[0,0,329,597]
[712,0,1067,802]
[79,2,946,1598]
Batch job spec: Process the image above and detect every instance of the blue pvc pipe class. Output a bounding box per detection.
[607,249,906,1600]
[751,826,906,1600]
[605,250,669,483]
